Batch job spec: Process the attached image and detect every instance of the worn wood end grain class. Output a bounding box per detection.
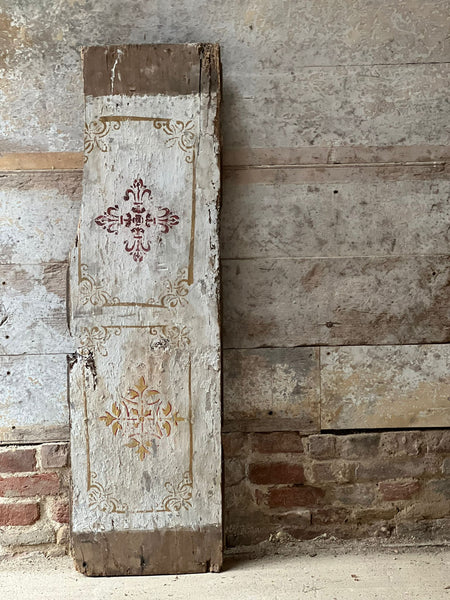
[83,43,220,97]
[72,527,223,576]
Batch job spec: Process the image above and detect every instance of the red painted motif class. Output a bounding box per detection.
[95,178,180,262]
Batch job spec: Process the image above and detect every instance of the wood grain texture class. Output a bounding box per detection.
[72,527,222,575]
[0,263,73,354]
[223,348,320,433]
[224,64,450,148]
[0,173,81,264]
[222,256,450,348]
[83,44,205,97]
[321,345,450,429]
[221,180,450,259]
[69,44,222,575]
[0,354,69,444]
[1,1,448,153]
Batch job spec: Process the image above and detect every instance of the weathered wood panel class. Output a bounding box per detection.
[223,348,320,433]
[223,163,449,185]
[222,256,450,348]
[0,354,69,444]
[0,263,73,354]
[222,180,450,259]
[1,0,448,152]
[321,345,450,429]
[69,44,222,576]
[224,64,450,148]
[0,172,81,264]
[223,145,450,167]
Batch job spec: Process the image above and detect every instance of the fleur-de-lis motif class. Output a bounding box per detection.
[94,178,180,263]
[100,376,185,461]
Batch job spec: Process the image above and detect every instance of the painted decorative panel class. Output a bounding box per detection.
[69,44,222,576]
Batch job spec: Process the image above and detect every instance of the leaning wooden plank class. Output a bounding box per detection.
[321,345,450,429]
[223,348,320,433]
[222,255,450,348]
[0,354,69,444]
[0,263,74,355]
[69,44,222,576]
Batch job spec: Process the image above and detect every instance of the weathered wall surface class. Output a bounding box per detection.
[0,0,449,553]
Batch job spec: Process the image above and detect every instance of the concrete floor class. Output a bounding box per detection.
[0,546,448,600]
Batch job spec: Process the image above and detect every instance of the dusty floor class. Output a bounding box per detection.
[0,543,448,600]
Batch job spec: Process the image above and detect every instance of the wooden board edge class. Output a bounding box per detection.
[71,526,223,576]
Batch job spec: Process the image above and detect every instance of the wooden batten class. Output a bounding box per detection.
[69,44,222,576]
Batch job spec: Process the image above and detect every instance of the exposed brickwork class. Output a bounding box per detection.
[267,486,325,508]
[51,499,70,524]
[224,430,450,548]
[0,449,36,473]
[0,443,69,557]
[337,434,380,460]
[1,431,449,555]
[251,432,303,454]
[0,503,40,526]
[305,434,336,459]
[249,463,305,485]
[40,443,69,469]
[0,473,60,497]
[379,479,421,501]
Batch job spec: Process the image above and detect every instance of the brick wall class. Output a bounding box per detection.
[0,444,70,556]
[1,431,449,555]
[224,430,450,547]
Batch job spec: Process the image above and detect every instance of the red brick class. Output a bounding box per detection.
[0,473,60,497]
[442,458,450,476]
[268,486,324,508]
[222,433,249,458]
[224,458,245,486]
[52,500,69,524]
[249,462,305,485]
[380,431,425,457]
[425,431,450,454]
[311,507,351,526]
[308,461,354,484]
[333,483,376,507]
[355,455,440,481]
[0,503,40,526]
[305,435,336,459]
[40,443,69,469]
[379,479,420,501]
[0,449,36,473]
[337,434,380,460]
[251,432,303,454]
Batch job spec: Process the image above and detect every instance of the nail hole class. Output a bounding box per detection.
[1,282,5,285]
[5,335,9,339]
[6,371,10,375]
[268,410,273,416]
[333,190,338,194]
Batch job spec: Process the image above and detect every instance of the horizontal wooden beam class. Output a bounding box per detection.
[0,152,83,171]
[0,145,447,172]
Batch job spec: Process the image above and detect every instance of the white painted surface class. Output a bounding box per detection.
[70,91,221,534]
